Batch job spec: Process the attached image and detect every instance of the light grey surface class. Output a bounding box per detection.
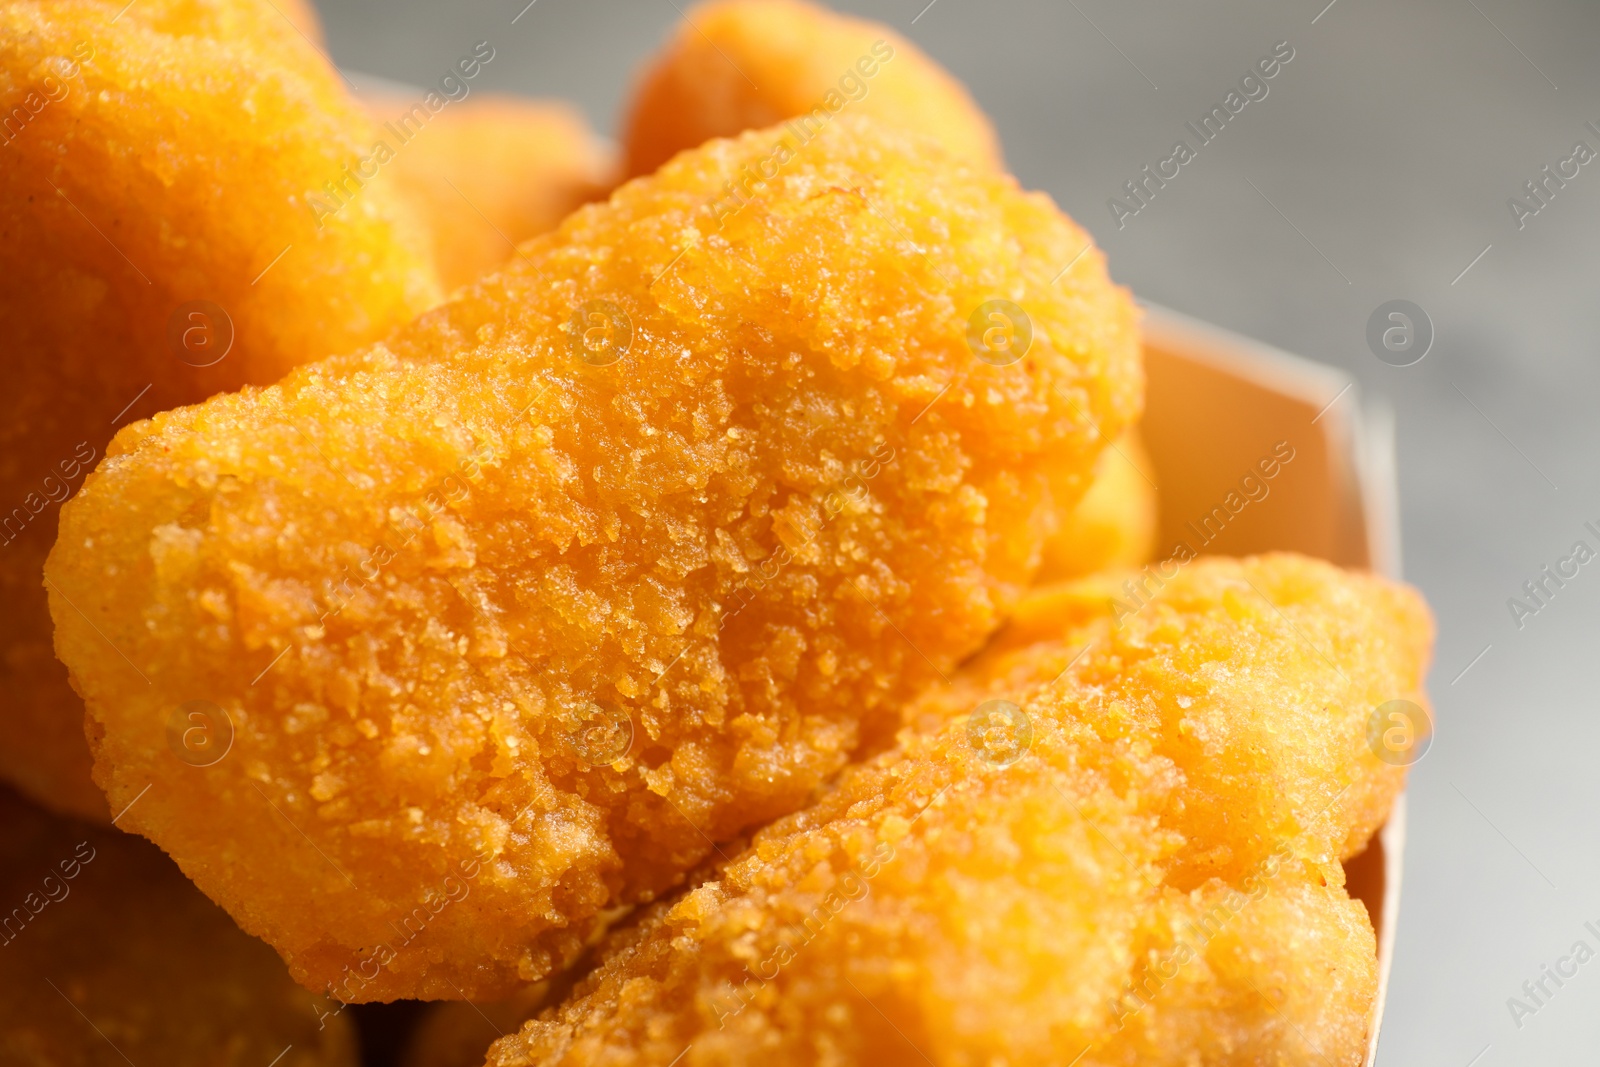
[311,1,1600,1061]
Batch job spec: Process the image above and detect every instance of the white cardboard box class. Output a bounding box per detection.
[1141,304,1402,1066]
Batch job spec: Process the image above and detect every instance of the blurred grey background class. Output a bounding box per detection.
[310,0,1600,1061]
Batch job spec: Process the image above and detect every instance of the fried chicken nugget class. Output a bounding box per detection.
[364,93,614,291]
[486,554,1431,1067]
[0,0,441,821]
[47,114,1141,1001]
[1096,879,1379,1066]
[0,788,357,1065]
[622,0,1000,179]
[1039,429,1158,582]
[625,0,1155,582]
[979,555,1434,875]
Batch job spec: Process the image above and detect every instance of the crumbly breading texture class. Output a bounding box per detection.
[368,93,613,291]
[0,0,440,821]
[1038,429,1158,582]
[48,115,1141,1001]
[1093,880,1378,1067]
[623,0,1000,179]
[974,554,1435,878]
[0,789,358,1066]
[621,0,1144,588]
[487,555,1428,1067]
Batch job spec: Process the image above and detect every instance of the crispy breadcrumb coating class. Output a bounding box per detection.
[1094,879,1378,1067]
[977,555,1435,876]
[623,0,1147,585]
[0,0,440,821]
[622,0,1000,179]
[48,115,1141,1000]
[0,788,357,1066]
[365,93,614,291]
[1039,429,1157,582]
[487,554,1430,1066]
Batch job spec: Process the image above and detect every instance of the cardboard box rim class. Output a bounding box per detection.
[1141,303,1403,1067]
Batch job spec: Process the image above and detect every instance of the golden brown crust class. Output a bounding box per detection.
[0,0,440,822]
[487,554,1429,1066]
[48,115,1140,1000]
[622,0,1000,179]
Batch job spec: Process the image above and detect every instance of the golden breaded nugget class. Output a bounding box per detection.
[0,0,441,821]
[48,115,1141,1000]
[1039,428,1158,582]
[623,0,1000,179]
[1096,879,1379,1066]
[365,93,613,290]
[624,0,1139,585]
[970,554,1435,875]
[0,788,357,1066]
[488,555,1429,1066]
